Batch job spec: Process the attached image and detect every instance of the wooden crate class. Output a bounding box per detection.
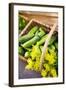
[19,19,54,62]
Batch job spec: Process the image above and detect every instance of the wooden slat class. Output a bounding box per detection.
[40,21,57,70]
[19,55,27,62]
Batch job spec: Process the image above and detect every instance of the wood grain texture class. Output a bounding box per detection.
[19,12,58,26]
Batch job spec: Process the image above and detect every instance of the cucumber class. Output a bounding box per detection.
[49,35,56,45]
[28,26,38,34]
[25,51,30,58]
[19,26,38,43]
[55,42,58,50]
[37,34,48,46]
[39,27,46,35]
[21,30,45,48]
[19,33,34,44]
[22,36,40,48]
[21,28,45,48]
[18,46,25,55]
[38,27,46,38]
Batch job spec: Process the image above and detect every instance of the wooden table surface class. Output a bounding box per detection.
[19,12,58,26]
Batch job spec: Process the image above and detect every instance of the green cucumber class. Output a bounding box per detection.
[19,33,34,44]
[25,51,31,58]
[19,26,38,43]
[37,34,48,46]
[55,42,58,50]
[18,46,25,55]
[39,27,46,35]
[21,30,45,48]
[28,26,38,34]
[49,35,56,45]
[21,35,40,48]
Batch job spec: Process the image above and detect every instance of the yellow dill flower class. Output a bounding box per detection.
[50,68,57,77]
[43,63,50,71]
[41,69,47,77]
[33,57,40,71]
[25,58,34,70]
[31,45,41,60]
[44,47,56,65]
[48,54,56,64]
